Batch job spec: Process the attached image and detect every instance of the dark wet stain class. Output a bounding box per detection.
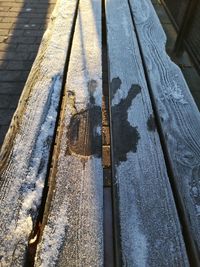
[111,79,141,165]
[110,77,122,100]
[147,114,156,132]
[66,80,101,158]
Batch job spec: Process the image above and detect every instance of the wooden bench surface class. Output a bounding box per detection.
[0,0,200,266]
[106,0,189,266]
[0,0,79,265]
[35,0,103,266]
[130,0,200,263]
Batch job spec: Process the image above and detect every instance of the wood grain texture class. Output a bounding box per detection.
[0,0,78,265]
[129,0,200,258]
[35,0,103,266]
[106,0,189,266]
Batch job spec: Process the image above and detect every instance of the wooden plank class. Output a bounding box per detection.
[35,0,103,266]
[129,0,200,261]
[0,0,78,265]
[106,0,189,266]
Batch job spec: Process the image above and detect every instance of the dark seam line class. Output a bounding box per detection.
[102,0,119,266]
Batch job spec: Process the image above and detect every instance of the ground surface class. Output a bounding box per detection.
[0,0,57,147]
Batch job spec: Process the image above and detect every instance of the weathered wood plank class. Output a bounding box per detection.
[129,0,200,260]
[106,0,189,266]
[35,0,103,266]
[0,0,78,265]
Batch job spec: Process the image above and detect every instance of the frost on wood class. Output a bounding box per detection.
[35,0,103,266]
[0,75,61,265]
[130,0,200,255]
[35,157,103,267]
[0,0,78,265]
[106,0,189,265]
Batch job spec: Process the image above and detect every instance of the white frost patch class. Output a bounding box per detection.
[36,157,103,267]
[169,80,187,104]
[26,8,32,12]
[36,203,68,267]
[112,83,129,107]
[191,186,198,197]
[160,79,187,104]
[116,152,148,266]
[0,75,62,264]
[127,93,141,127]
[14,215,33,236]
[130,222,148,267]
[96,125,101,135]
[18,75,61,210]
[92,78,102,107]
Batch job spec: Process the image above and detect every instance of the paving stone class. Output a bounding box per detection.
[153,4,171,24]
[0,29,9,36]
[0,61,8,70]
[8,29,24,36]
[0,51,29,60]
[5,36,36,44]
[191,91,200,111]
[0,125,9,147]
[0,108,16,125]
[182,68,200,93]
[0,3,24,8]
[3,17,29,24]
[0,82,24,94]
[162,23,177,52]
[23,30,44,37]
[0,12,20,18]
[0,43,17,51]
[171,51,193,68]
[0,94,20,109]
[0,71,29,82]
[13,23,41,30]
[0,7,10,12]
[6,60,33,70]
[103,146,111,168]
[0,23,13,29]
[0,36,6,42]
